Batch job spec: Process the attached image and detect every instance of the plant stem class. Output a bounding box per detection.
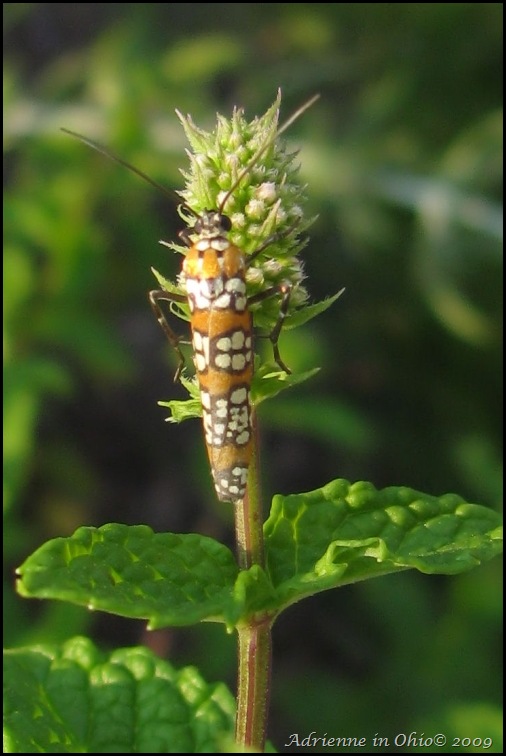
[234,412,271,751]
[235,620,272,751]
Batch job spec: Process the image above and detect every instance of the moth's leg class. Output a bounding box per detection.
[248,283,292,374]
[148,289,188,382]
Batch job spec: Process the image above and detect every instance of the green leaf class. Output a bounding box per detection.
[251,363,320,405]
[16,525,240,629]
[159,397,202,422]
[15,524,282,632]
[282,288,346,330]
[15,485,501,636]
[3,636,235,753]
[232,565,279,622]
[264,478,503,612]
[158,376,202,422]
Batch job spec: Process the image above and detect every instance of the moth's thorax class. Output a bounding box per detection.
[183,237,246,280]
[182,234,248,314]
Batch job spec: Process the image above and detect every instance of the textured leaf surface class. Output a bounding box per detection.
[17,524,239,629]
[15,483,502,631]
[3,636,235,753]
[264,478,503,610]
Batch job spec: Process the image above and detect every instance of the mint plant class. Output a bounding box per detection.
[4,94,503,754]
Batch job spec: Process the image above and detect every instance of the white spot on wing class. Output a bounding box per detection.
[231,331,245,349]
[195,353,206,372]
[213,293,232,309]
[216,336,232,352]
[215,353,231,369]
[232,354,246,371]
[231,387,247,404]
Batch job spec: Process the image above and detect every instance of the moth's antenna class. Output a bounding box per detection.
[60,128,196,216]
[218,93,320,214]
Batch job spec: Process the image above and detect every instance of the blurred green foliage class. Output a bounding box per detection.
[4,3,502,752]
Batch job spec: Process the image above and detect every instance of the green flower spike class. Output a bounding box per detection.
[153,91,343,422]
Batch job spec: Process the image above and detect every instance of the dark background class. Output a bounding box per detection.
[4,3,502,753]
